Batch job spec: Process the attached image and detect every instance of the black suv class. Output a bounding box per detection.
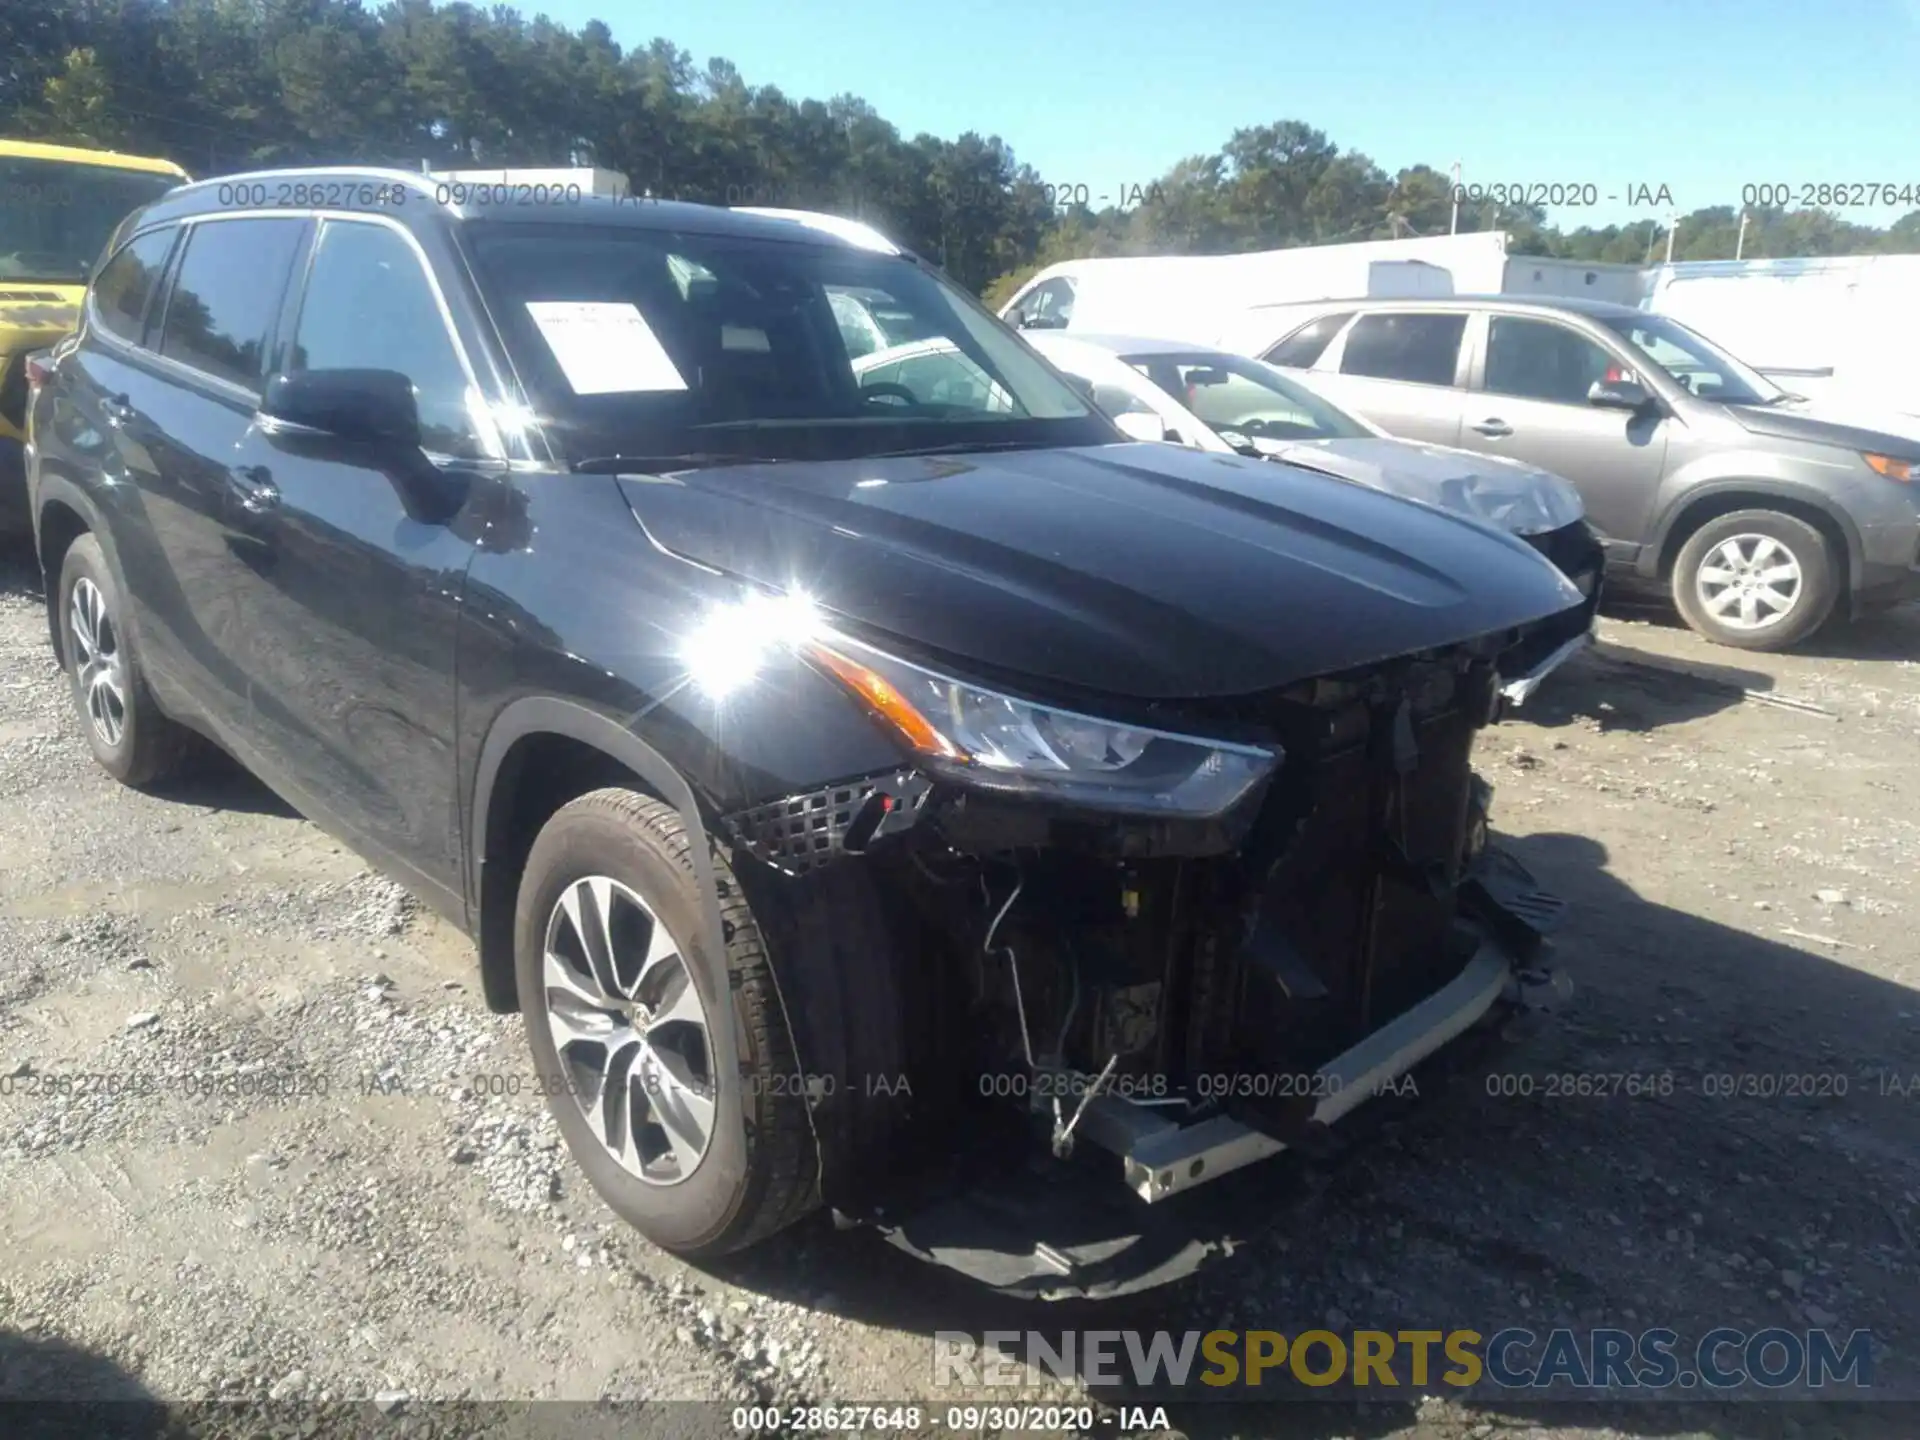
[27,170,1587,1296]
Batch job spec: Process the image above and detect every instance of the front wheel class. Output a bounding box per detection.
[513,788,819,1257]
[1671,510,1839,651]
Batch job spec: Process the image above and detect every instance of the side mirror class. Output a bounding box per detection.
[261,369,422,449]
[1112,411,1171,444]
[1587,378,1652,412]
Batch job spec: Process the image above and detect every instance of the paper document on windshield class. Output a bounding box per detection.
[525,302,688,395]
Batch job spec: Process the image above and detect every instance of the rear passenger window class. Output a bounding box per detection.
[1264,312,1352,368]
[158,218,306,391]
[1338,313,1466,386]
[91,228,176,346]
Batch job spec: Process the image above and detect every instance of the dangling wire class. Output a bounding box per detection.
[980,868,1035,1069]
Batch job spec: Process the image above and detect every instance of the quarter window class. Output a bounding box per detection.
[1338,312,1466,386]
[157,218,306,391]
[287,220,482,457]
[91,228,176,346]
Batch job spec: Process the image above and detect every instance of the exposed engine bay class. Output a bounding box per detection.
[722,634,1569,1297]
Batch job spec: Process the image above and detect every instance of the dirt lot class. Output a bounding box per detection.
[0,536,1915,1440]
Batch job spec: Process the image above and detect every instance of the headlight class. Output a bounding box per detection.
[1438,469,1586,537]
[807,636,1279,818]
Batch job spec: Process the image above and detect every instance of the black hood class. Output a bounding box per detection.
[617,443,1585,700]
[1726,402,1920,457]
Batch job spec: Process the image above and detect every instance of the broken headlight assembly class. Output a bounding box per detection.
[806,634,1279,818]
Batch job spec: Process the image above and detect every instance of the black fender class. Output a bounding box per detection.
[466,695,829,1191]
[1642,480,1865,590]
[468,695,732,1003]
[27,468,112,662]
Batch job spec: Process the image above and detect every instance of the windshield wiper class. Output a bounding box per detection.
[1760,392,1809,406]
[571,452,787,474]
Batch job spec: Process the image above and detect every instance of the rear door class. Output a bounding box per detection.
[80,215,308,740]
[45,222,181,643]
[1457,312,1669,548]
[1310,309,1469,445]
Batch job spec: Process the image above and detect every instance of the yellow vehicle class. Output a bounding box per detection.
[1,139,189,530]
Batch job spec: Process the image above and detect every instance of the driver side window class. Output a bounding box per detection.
[1484,317,1621,406]
[287,219,485,458]
[1014,277,1076,329]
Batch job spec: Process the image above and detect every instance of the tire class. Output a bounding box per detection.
[513,787,819,1257]
[1671,509,1839,651]
[57,534,198,786]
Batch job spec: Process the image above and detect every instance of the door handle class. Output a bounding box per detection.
[1471,418,1513,438]
[227,464,280,514]
[100,393,134,426]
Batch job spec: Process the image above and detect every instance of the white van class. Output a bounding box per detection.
[1643,254,1920,418]
[1001,233,1643,346]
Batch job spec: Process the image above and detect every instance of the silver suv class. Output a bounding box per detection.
[1222,296,1920,650]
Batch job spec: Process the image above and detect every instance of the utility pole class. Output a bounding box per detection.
[1449,160,1461,235]
[1735,211,1749,260]
[1664,211,1677,263]
[1643,218,1660,265]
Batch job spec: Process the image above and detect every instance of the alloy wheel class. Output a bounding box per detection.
[69,577,128,747]
[540,875,716,1185]
[1695,533,1802,633]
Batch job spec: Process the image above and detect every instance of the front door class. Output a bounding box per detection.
[1459,314,1670,549]
[221,216,490,901]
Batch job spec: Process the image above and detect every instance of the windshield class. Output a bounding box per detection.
[1597,312,1782,407]
[464,220,1108,464]
[1127,351,1374,442]
[0,155,182,284]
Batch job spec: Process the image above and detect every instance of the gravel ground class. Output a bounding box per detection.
[0,540,1916,1440]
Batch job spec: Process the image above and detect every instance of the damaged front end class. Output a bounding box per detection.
[718,622,1571,1298]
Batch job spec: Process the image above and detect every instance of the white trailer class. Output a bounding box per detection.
[1642,254,1920,417]
[1002,232,1652,344]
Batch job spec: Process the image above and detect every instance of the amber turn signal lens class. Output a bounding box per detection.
[805,643,968,760]
[1864,453,1914,482]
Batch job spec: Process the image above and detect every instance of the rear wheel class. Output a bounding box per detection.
[57,534,199,786]
[513,788,819,1256]
[1671,509,1838,651]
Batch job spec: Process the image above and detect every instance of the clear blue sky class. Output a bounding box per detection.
[530,0,1920,230]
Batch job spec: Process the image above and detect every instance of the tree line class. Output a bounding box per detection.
[6,0,1917,303]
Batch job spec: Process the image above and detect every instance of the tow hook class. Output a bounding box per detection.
[1506,966,1574,1012]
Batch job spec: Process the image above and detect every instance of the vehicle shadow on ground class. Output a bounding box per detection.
[143,747,301,821]
[0,542,40,601]
[0,1328,166,1437]
[1606,591,1920,664]
[1509,642,1763,732]
[698,832,1915,1438]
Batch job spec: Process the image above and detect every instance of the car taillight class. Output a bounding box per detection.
[25,353,54,389]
